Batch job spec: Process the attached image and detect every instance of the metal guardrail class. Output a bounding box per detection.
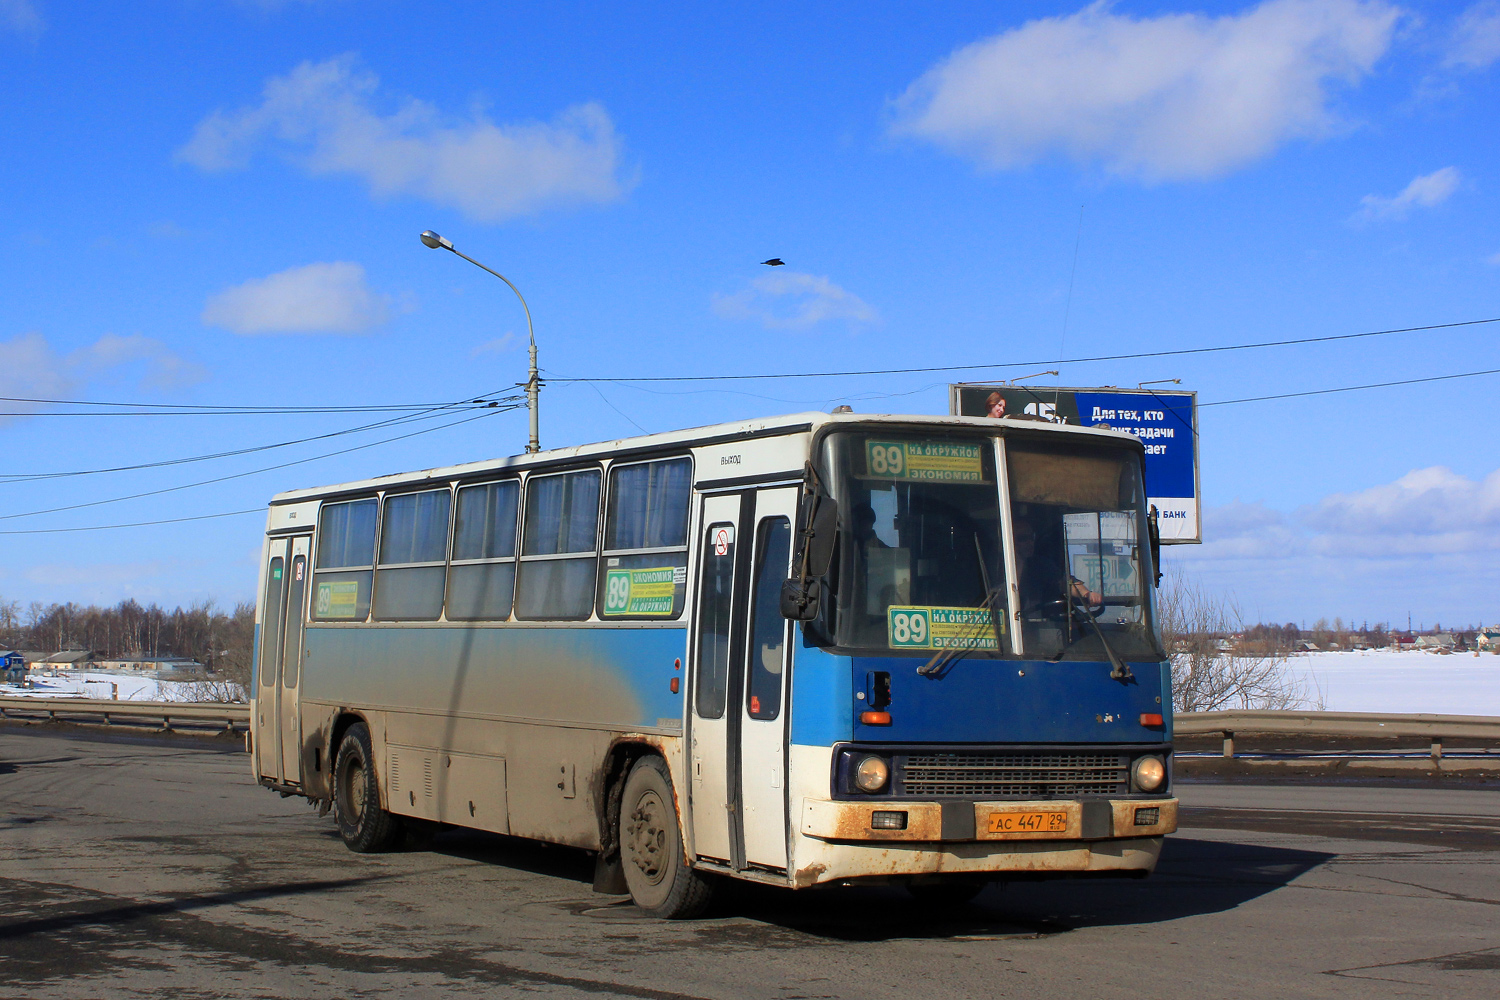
[1175,710,1500,759]
[0,696,248,733]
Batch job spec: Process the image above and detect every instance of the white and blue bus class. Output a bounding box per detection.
[250,411,1177,917]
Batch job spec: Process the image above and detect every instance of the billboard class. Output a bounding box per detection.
[950,384,1199,544]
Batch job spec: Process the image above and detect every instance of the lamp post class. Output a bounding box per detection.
[420,230,541,454]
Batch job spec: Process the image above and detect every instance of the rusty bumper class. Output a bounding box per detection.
[801,797,1178,843]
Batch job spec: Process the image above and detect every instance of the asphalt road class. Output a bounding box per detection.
[2,725,1497,999]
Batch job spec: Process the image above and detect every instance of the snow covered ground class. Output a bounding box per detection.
[0,670,237,703]
[1279,649,1500,716]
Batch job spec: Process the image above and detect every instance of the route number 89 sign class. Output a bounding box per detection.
[862,440,985,483]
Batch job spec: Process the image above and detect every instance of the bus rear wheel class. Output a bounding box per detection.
[333,722,402,853]
[620,756,713,919]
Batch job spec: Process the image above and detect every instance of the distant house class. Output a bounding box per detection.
[1,650,25,684]
[41,650,95,669]
[1392,634,1417,648]
[92,656,202,676]
[1293,639,1321,652]
[1477,630,1500,649]
[1415,633,1456,650]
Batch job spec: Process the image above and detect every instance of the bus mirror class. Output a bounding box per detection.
[804,500,839,578]
[1147,505,1163,588]
[780,578,821,621]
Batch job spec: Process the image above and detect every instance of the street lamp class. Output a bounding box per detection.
[420,230,541,454]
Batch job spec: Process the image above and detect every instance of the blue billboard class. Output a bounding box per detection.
[950,384,1199,543]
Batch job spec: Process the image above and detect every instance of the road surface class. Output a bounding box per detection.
[2,724,1496,998]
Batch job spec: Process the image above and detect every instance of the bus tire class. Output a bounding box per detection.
[332,722,402,853]
[620,756,713,919]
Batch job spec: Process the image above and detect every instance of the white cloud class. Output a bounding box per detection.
[1446,1,1500,69]
[1487,251,1500,265]
[1353,166,1461,221]
[1173,466,1500,623]
[890,0,1399,181]
[202,261,389,335]
[0,332,207,425]
[177,56,629,222]
[0,0,43,37]
[471,333,517,357]
[712,271,879,330]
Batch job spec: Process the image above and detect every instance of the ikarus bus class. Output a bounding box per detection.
[250,411,1177,917]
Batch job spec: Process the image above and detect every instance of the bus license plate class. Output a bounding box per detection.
[987,811,1068,834]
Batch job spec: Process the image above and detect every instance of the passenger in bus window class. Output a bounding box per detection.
[1013,511,1102,612]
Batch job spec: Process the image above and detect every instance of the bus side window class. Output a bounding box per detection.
[374,489,452,621]
[516,469,601,620]
[747,518,792,720]
[695,523,735,719]
[313,498,377,621]
[600,457,691,620]
[448,480,520,621]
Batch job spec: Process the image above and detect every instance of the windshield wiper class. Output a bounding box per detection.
[918,535,1004,679]
[1059,595,1134,682]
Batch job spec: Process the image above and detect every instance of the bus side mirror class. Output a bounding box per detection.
[781,578,821,621]
[803,501,838,577]
[782,498,838,621]
[1147,505,1162,588]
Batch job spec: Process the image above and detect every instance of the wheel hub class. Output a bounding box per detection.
[344,760,366,821]
[626,789,668,885]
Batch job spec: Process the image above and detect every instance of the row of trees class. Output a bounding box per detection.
[1156,571,1317,713]
[0,596,255,691]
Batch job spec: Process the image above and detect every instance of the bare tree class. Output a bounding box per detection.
[1156,567,1312,712]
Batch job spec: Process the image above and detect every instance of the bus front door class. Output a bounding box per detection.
[688,495,742,865]
[738,488,797,871]
[688,487,797,873]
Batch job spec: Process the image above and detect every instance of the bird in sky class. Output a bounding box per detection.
[761,258,785,266]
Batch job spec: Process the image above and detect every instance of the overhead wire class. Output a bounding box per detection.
[547,316,1500,383]
[9,364,1500,536]
[0,393,524,483]
[0,405,523,522]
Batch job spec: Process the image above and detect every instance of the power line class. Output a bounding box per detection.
[0,394,516,413]
[10,357,1500,537]
[548,316,1500,383]
[1199,366,1500,408]
[0,403,513,417]
[0,394,523,483]
[0,508,265,535]
[0,406,521,522]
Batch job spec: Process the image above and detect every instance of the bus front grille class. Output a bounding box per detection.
[900,752,1130,798]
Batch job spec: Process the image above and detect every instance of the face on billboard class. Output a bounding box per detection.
[952,385,1199,544]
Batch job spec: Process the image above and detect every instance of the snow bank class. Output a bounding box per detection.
[1280,649,1500,716]
[0,670,240,703]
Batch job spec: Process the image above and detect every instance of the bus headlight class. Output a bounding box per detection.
[1132,755,1166,793]
[853,755,890,793]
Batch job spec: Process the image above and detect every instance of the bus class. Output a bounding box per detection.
[250,410,1177,917]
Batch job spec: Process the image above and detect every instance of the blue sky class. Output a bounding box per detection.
[1,0,1497,629]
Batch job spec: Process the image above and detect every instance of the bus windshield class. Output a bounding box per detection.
[824,430,1159,661]
[1006,438,1158,661]
[825,432,1007,656]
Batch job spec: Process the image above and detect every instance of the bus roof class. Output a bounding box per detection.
[268,410,1141,504]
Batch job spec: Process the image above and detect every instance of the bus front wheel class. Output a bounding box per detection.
[333,722,402,853]
[620,756,713,918]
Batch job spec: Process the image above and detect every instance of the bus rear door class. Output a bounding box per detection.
[254,534,310,786]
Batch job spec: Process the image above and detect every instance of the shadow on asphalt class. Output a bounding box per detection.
[425,829,1331,942]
